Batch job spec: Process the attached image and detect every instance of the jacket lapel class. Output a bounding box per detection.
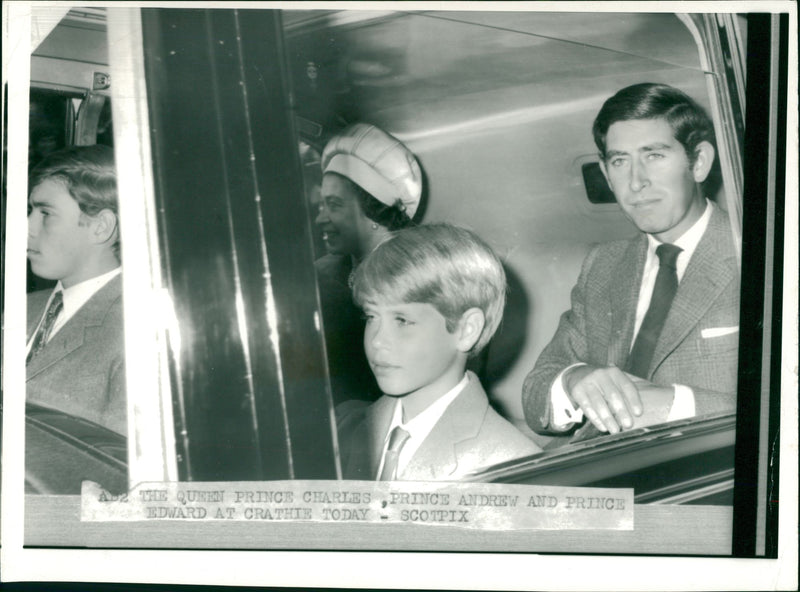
[26,275,122,381]
[402,372,486,480]
[27,289,51,338]
[649,207,738,376]
[344,394,395,480]
[609,237,647,368]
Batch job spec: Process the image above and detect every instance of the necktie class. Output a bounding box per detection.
[378,426,410,481]
[27,290,63,365]
[626,243,682,378]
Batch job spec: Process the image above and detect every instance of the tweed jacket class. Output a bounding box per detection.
[338,371,542,480]
[522,205,740,435]
[27,274,126,436]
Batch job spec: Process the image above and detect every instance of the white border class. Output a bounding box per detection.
[2,2,797,590]
[1,0,32,566]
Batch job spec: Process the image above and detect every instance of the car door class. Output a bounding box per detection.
[130,8,340,481]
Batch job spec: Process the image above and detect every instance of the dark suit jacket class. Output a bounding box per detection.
[523,205,740,434]
[338,371,541,480]
[27,274,126,435]
[315,253,380,404]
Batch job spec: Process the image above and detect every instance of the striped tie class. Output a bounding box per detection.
[27,290,63,364]
[378,426,410,481]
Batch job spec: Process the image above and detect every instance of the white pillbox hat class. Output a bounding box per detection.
[321,123,423,219]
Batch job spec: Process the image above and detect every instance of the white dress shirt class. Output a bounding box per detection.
[26,267,122,355]
[550,201,715,428]
[375,372,469,479]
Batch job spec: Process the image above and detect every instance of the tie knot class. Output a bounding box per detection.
[387,426,410,452]
[655,243,682,268]
[51,289,64,309]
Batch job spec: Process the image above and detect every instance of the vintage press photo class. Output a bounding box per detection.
[2,2,797,589]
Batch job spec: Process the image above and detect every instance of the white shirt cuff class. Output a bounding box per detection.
[667,384,696,421]
[550,363,586,428]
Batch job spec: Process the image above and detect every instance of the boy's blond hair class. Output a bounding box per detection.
[351,223,506,355]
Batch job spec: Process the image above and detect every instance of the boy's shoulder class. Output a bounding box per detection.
[402,373,540,478]
[477,403,542,455]
[335,398,372,429]
[334,395,392,439]
[460,375,542,454]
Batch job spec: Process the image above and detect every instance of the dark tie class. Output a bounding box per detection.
[626,243,683,378]
[378,426,410,481]
[27,290,63,365]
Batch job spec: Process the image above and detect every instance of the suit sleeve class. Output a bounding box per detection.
[692,386,737,415]
[522,247,601,435]
[101,301,128,436]
[104,352,127,436]
[658,287,740,416]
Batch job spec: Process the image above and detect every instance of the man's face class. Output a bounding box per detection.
[363,299,463,406]
[28,179,95,288]
[316,174,371,258]
[600,118,709,244]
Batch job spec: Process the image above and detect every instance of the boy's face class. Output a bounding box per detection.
[28,179,96,288]
[363,299,465,403]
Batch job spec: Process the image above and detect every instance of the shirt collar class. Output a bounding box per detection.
[388,372,470,441]
[646,198,714,260]
[55,267,121,320]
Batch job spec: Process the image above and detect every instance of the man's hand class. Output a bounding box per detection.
[562,365,642,433]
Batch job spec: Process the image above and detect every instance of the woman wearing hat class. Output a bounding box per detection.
[314,123,424,404]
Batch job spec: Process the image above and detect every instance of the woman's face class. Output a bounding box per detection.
[316,174,373,258]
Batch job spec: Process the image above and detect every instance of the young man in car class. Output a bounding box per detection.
[314,123,424,405]
[522,82,740,439]
[338,223,541,480]
[26,144,126,436]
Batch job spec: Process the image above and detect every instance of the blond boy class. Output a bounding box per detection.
[337,223,541,481]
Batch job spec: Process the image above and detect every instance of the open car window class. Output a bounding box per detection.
[281,8,745,495]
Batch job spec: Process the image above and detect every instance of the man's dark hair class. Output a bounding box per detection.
[29,144,119,259]
[592,83,716,166]
[332,172,415,231]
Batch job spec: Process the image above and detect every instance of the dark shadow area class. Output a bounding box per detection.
[480,263,531,392]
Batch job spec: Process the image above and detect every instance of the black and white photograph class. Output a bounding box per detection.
[1,2,796,590]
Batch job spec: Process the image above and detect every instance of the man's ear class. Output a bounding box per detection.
[455,307,486,354]
[691,141,715,183]
[91,209,119,246]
